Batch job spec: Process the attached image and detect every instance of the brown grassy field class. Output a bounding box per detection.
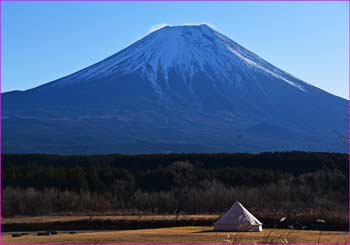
[2,215,349,244]
[2,214,218,232]
[2,214,218,224]
[3,213,347,232]
[2,226,350,244]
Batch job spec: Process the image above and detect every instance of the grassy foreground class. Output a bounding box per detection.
[3,226,350,244]
[3,213,345,232]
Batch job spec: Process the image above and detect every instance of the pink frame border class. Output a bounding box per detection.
[0,1,349,245]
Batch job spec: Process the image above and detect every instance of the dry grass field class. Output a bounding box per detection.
[2,214,218,224]
[3,215,349,244]
[2,226,350,244]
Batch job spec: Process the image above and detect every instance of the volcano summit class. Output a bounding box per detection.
[3,25,347,153]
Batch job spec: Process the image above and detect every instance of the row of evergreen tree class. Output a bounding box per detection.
[2,152,348,218]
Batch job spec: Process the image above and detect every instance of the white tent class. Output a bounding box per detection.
[213,201,262,232]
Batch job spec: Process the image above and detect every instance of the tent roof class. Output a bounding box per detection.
[214,201,262,226]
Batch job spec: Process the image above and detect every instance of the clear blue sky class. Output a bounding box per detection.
[2,2,349,99]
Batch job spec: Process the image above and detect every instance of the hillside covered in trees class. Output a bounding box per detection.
[2,152,348,230]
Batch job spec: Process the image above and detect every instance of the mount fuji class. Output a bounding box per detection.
[3,24,347,154]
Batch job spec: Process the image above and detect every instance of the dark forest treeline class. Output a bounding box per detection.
[3,151,347,172]
[2,152,349,223]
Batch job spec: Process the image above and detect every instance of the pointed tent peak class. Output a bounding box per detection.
[232,200,249,210]
[215,201,262,226]
[230,200,247,210]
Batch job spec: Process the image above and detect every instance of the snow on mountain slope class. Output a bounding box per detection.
[3,24,347,154]
[44,24,306,93]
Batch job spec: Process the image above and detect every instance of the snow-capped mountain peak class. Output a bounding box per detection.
[48,24,306,93]
[4,25,347,154]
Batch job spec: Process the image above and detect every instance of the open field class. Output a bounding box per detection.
[3,214,347,232]
[2,214,218,224]
[3,226,350,244]
[2,215,217,232]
